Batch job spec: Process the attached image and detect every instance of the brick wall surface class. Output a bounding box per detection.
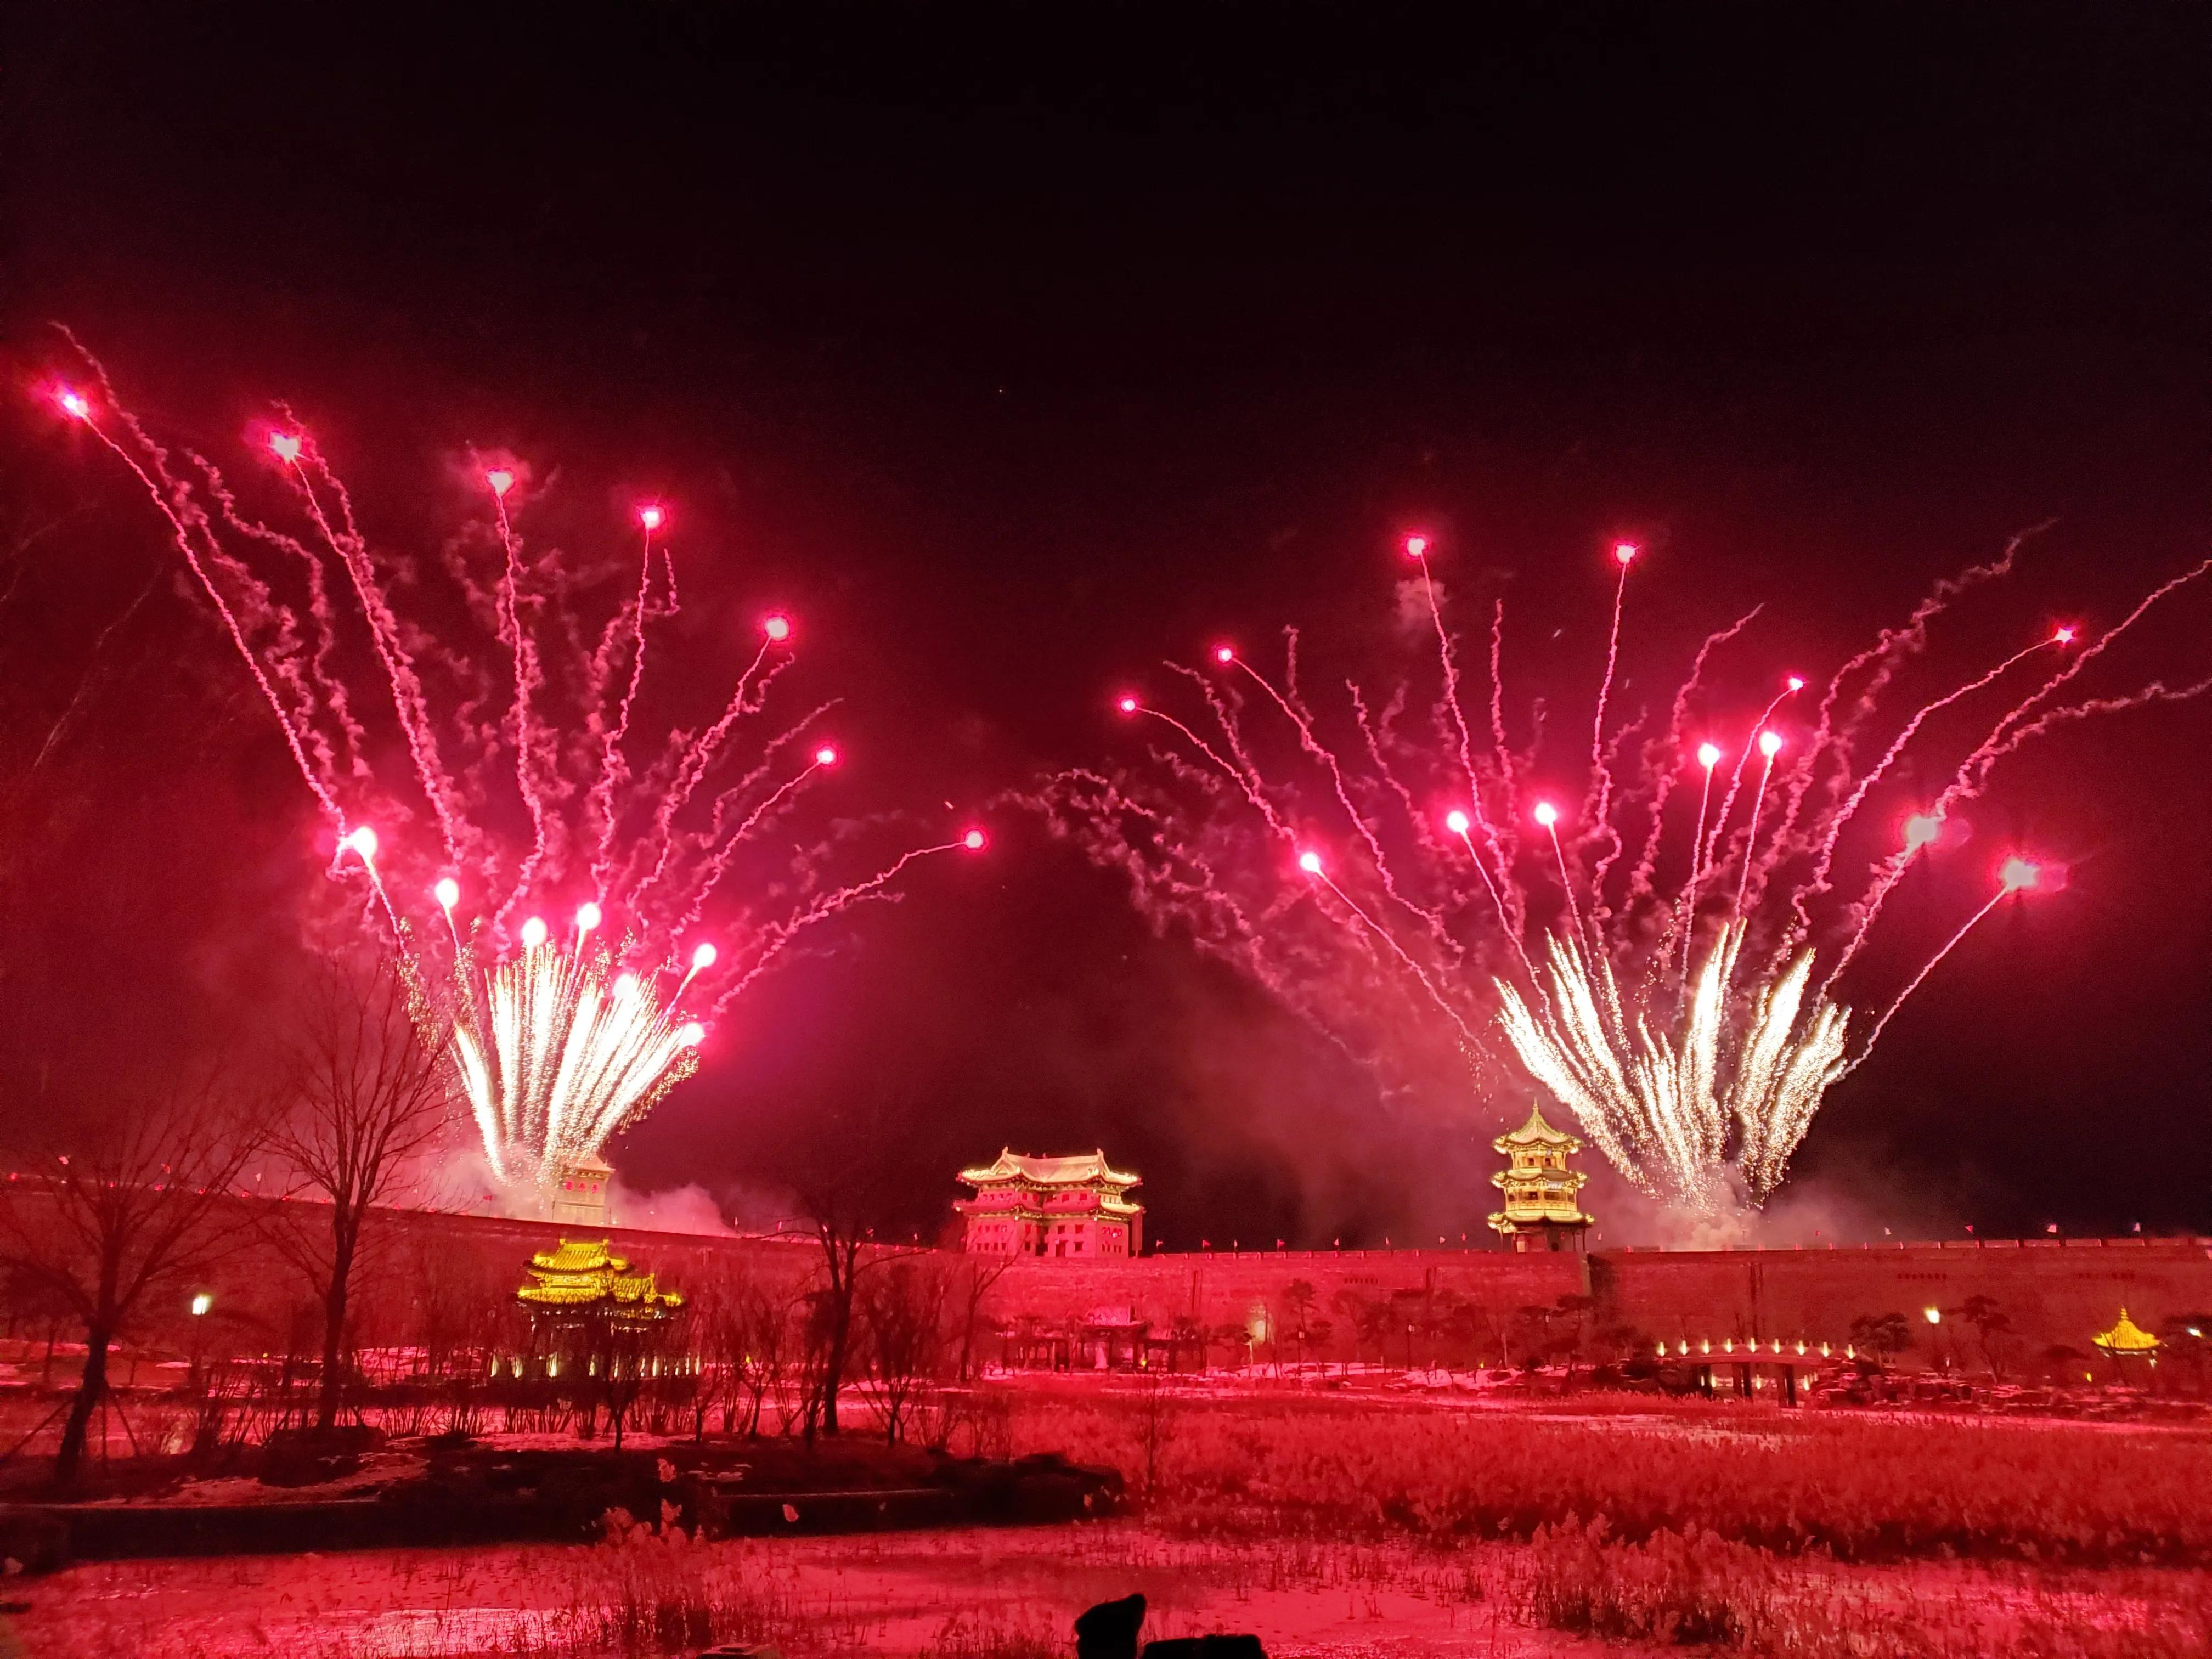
[4,1180,2206,1361]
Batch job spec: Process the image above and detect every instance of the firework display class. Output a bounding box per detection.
[48,360,983,1196]
[1035,534,2210,1215]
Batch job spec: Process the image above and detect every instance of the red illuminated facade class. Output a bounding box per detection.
[956,1149,1143,1258]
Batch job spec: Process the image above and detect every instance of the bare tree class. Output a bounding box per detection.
[0,1071,268,1486]
[950,1253,1013,1383]
[862,1256,951,1443]
[798,1197,947,1435]
[264,962,454,1432]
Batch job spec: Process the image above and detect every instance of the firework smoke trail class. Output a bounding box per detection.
[1620,607,1761,916]
[1842,869,2029,1070]
[1698,680,1798,887]
[484,474,557,929]
[48,380,344,826]
[1041,528,2209,1214]
[1408,540,1522,935]
[1579,543,1637,863]
[1824,556,2212,989]
[1783,629,2068,933]
[1675,744,1722,981]
[1730,731,1783,918]
[47,356,982,1198]
[587,512,663,895]
[285,441,473,869]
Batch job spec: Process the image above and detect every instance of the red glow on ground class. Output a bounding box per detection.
[763,614,792,642]
[485,469,516,498]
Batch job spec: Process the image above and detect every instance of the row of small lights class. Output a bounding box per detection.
[1110,532,2064,894]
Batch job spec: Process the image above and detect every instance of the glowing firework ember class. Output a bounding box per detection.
[52,351,983,1199]
[1032,531,2210,1214]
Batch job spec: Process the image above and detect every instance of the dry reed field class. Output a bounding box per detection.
[9,1390,2209,1659]
[1006,1385,2212,1565]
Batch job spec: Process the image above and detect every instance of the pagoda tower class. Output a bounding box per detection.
[516,1238,686,1331]
[1487,1103,1594,1253]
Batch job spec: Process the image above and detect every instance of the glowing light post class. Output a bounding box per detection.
[188,1290,214,1391]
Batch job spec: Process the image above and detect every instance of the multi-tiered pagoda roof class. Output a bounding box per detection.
[516,1238,685,1325]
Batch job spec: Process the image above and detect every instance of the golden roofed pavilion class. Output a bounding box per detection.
[2092,1307,2160,1362]
[1487,1103,1594,1253]
[516,1238,685,1328]
[956,1148,1143,1258]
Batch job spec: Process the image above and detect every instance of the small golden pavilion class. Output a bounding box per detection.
[2092,1307,2160,1366]
[1487,1103,1594,1253]
[516,1238,686,1330]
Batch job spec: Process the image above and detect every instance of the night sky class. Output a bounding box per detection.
[4,5,2209,1243]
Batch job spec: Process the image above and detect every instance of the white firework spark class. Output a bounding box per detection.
[447,933,702,1189]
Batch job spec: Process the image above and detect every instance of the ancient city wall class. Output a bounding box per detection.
[5,1180,2206,1362]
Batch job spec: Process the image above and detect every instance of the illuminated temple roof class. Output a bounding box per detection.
[2092,1307,2160,1357]
[1494,1103,1582,1153]
[1488,1103,1593,1239]
[958,1149,1141,1190]
[517,1237,685,1323]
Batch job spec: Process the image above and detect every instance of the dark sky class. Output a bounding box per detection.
[3,4,2209,1242]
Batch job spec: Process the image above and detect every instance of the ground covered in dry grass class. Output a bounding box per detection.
[8,1389,2208,1658]
[1008,1383,2212,1564]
